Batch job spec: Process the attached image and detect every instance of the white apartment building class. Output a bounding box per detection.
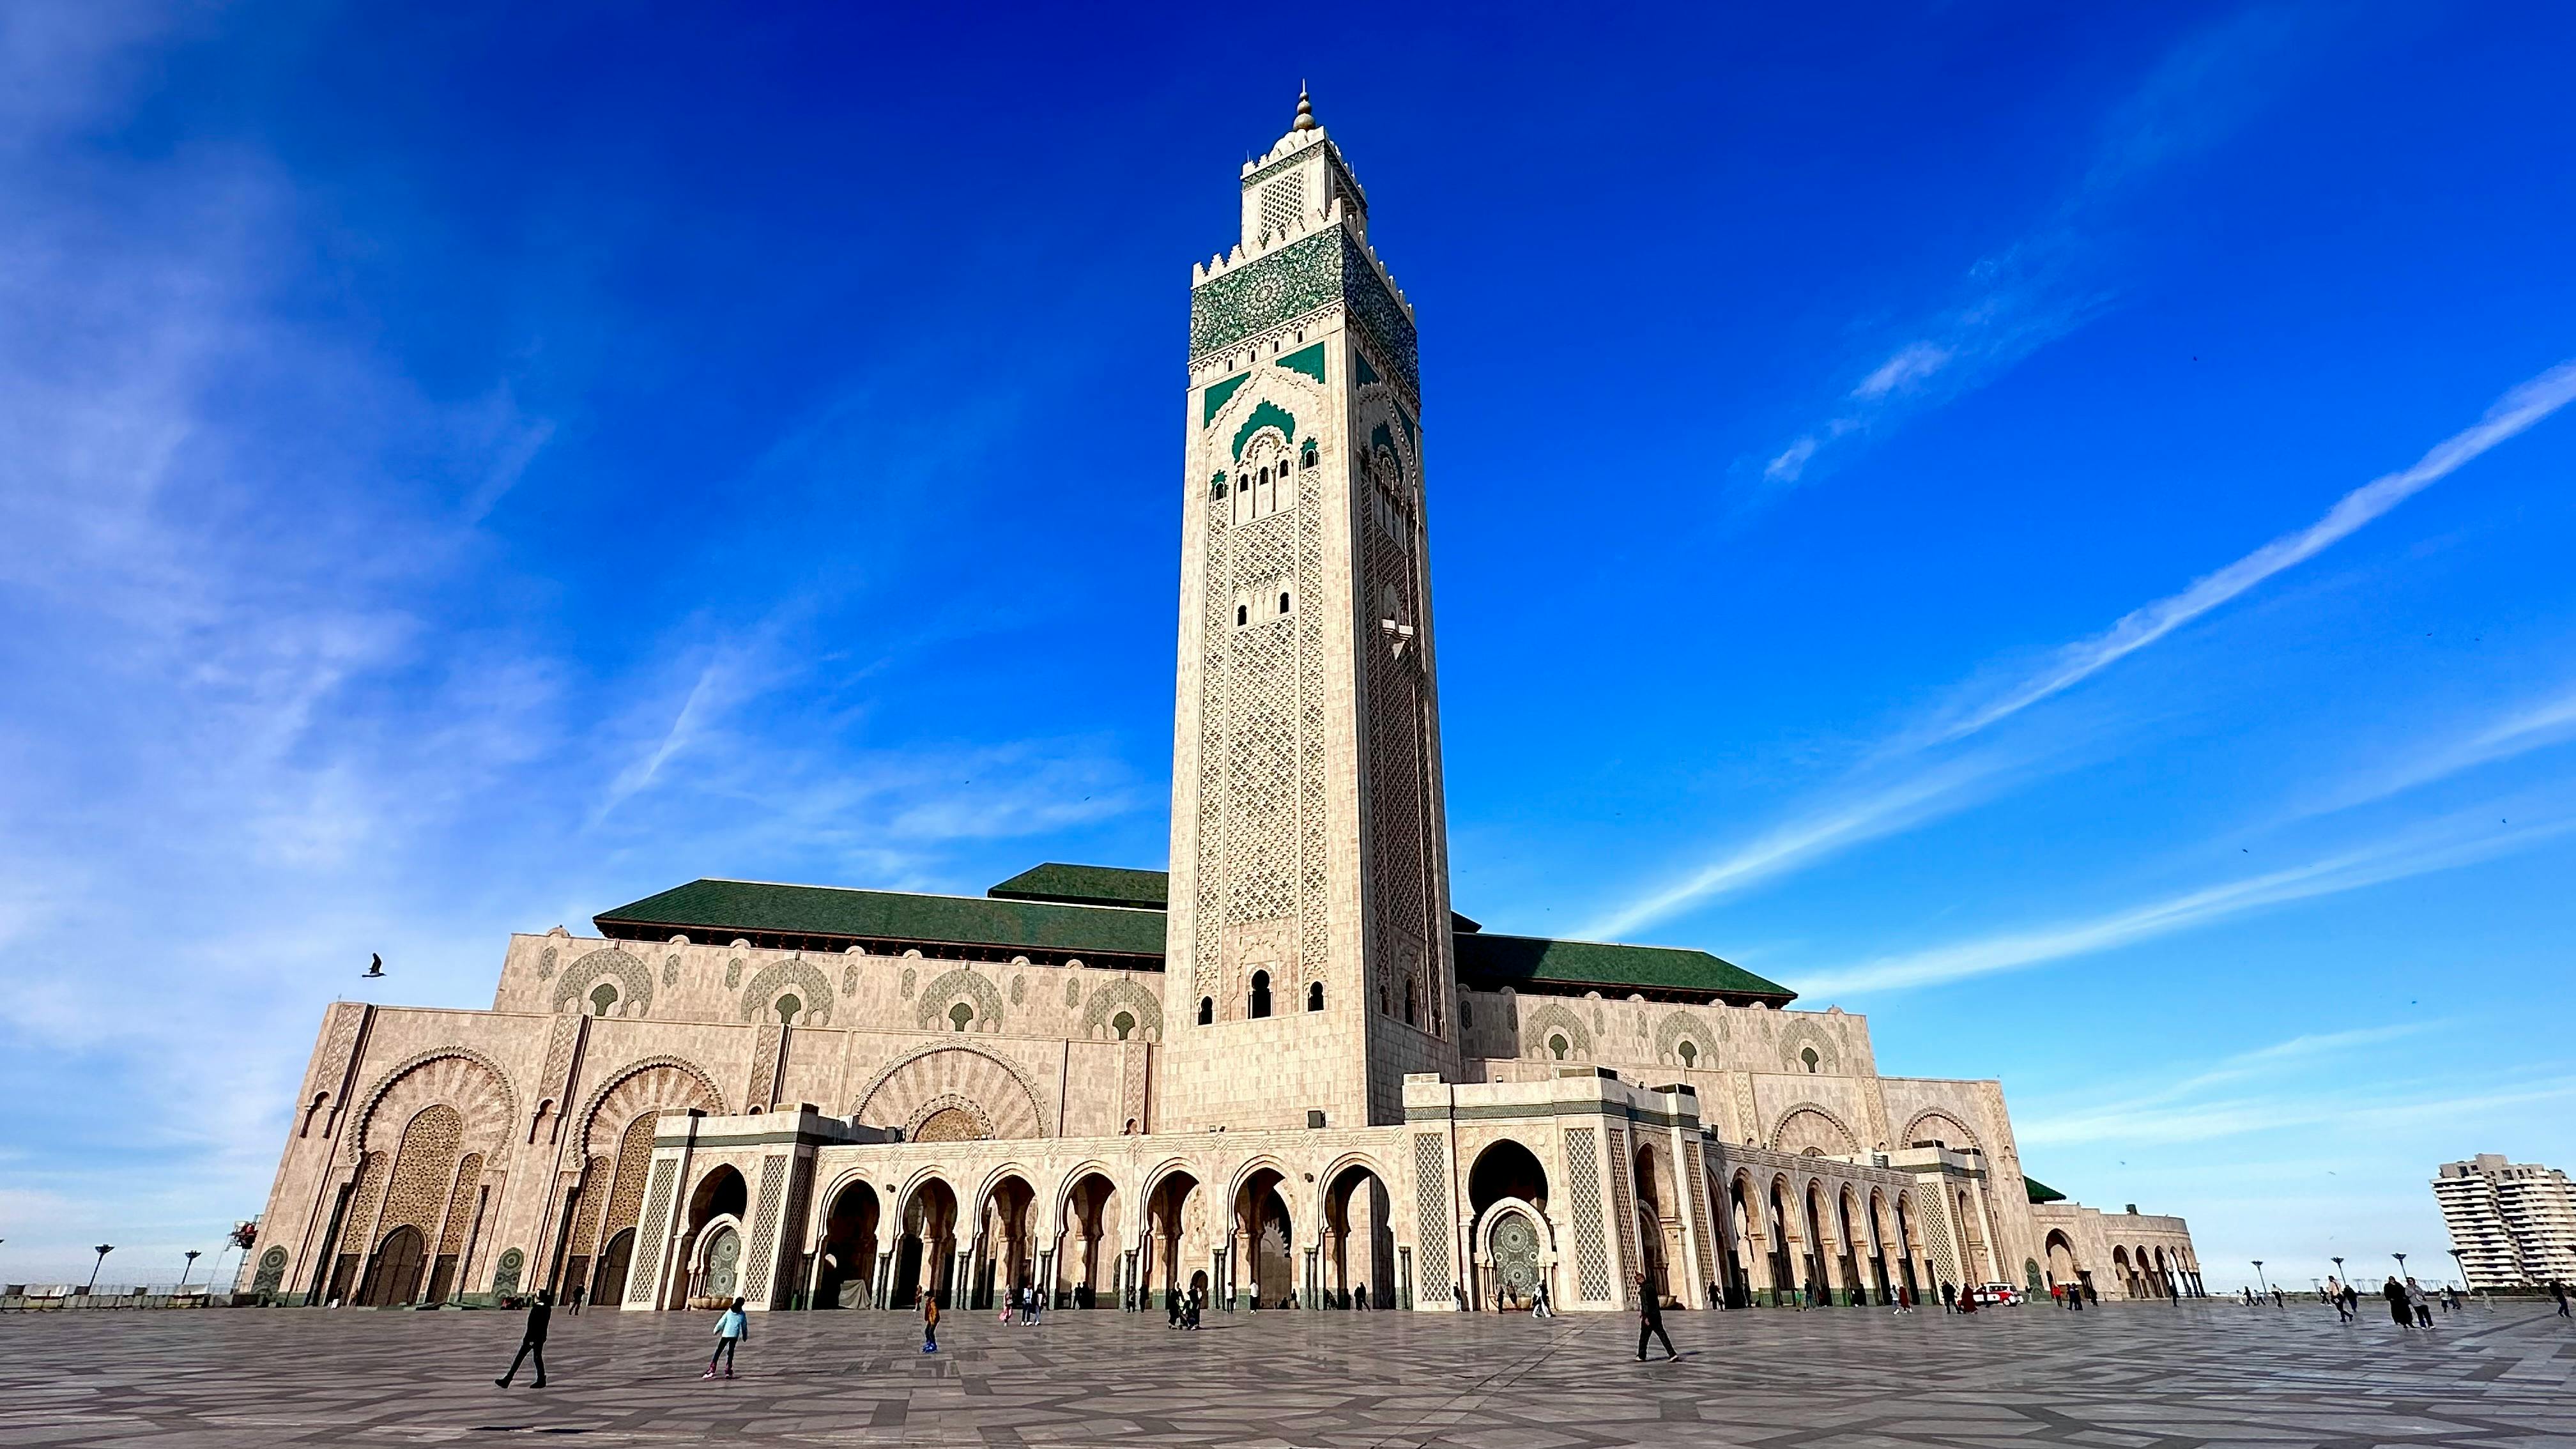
[2434,1154,2576,1289]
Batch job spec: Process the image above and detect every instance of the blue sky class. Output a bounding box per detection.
[3,2,2571,1292]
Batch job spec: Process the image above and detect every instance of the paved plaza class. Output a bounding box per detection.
[3,1301,2570,1448]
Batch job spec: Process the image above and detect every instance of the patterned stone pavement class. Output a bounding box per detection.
[2,1300,2570,1447]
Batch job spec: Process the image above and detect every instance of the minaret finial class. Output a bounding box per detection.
[1292,84,1315,132]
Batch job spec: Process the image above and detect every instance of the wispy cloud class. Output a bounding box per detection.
[1757,7,2304,488]
[2313,684,2576,816]
[1598,358,2576,938]
[1793,807,2576,998]
[1915,360,2576,747]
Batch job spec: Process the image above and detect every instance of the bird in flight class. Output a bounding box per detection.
[363,953,385,979]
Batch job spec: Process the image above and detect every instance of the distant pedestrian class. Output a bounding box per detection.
[567,1282,585,1315]
[1533,1280,1552,1317]
[495,1290,551,1388]
[922,1290,940,1353]
[702,1297,747,1378]
[2405,1278,2432,1328]
[2328,1278,2352,1322]
[1634,1274,1677,1362]
[1940,1280,1957,1315]
[1167,1287,1181,1328]
[2551,1280,2569,1318]
[1355,1282,1370,1311]
[2383,1276,2411,1328]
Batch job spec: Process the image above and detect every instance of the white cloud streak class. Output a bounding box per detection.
[1599,358,2576,939]
[1794,808,2576,999]
[1920,360,2576,746]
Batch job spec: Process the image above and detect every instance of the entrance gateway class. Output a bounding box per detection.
[243,90,2202,1319]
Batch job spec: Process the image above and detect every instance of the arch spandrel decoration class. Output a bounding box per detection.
[1775,1019,1843,1075]
[1768,1103,1862,1157]
[551,947,654,1018]
[1653,1010,1719,1067]
[1079,977,1164,1041]
[912,967,1004,1032]
[1899,1108,1982,1153]
[738,958,834,1027]
[1519,1000,1592,1061]
[348,1048,517,1166]
[574,1056,727,1160]
[854,1043,1048,1141]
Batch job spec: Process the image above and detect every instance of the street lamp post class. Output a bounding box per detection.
[86,1245,115,1296]
[180,1250,202,1291]
[2331,1255,2344,1289]
[2393,1252,2408,1283]
[2447,1247,2467,1292]
[2252,1259,2269,1298]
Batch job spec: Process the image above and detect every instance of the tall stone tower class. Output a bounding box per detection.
[1162,92,1459,1130]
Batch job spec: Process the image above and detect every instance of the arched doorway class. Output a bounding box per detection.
[974,1175,1038,1310]
[2044,1229,2080,1289]
[893,1178,958,1308]
[1143,1170,1200,1311]
[1057,1172,1121,1308]
[1724,1173,1759,1307]
[815,1181,880,1309]
[1632,1142,1673,1305]
[1836,1187,1869,1305]
[1467,1140,1550,1312]
[1482,1204,1544,1310]
[593,1227,636,1308]
[1324,1162,1394,1309]
[1802,1180,1832,1303]
[358,1226,426,1307]
[1865,1190,1895,1303]
[676,1165,749,1308]
[1234,1167,1294,1308]
[1767,1177,1799,1301]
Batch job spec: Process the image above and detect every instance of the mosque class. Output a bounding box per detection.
[242,95,2200,1317]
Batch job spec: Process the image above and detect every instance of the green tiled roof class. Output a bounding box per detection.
[988,863,1170,910]
[1453,931,1795,1005]
[2024,1176,2067,1204]
[595,878,1167,960]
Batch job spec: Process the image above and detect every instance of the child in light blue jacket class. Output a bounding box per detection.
[703,1298,747,1378]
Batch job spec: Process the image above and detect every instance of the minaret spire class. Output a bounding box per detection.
[1292,84,1316,132]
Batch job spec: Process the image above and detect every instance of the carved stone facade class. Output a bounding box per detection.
[241,96,2193,1316]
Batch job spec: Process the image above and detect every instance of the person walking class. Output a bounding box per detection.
[1940,1280,1957,1315]
[703,1297,747,1378]
[2328,1277,2353,1322]
[2382,1276,2411,1328]
[495,1289,552,1388]
[921,1289,940,1354]
[1167,1286,1182,1328]
[1533,1280,1552,1318]
[2550,1280,2569,1318]
[567,1282,585,1316]
[1634,1274,1678,1362]
[2405,1278,2433,1329]
[1355,1282,1369,1311]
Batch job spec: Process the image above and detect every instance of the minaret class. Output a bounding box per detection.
[1162,91,1458,1130]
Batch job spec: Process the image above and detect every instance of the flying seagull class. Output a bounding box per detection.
[363,954,385,979]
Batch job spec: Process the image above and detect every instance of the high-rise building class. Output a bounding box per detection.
[2435,1154,2576,1288]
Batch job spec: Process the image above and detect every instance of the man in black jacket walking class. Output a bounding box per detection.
[496,1291,551,1388]
[1634,1275,1677,1362]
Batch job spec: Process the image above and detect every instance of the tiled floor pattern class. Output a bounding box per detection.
[1,1300,2569,1446]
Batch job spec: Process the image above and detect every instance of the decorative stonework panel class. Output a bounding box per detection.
[578,1058,724,1159]
[1655,1011,1720,1066]
[853,1045,1046,1140]
[912,967,1004,1032]
[627,1158,678,1305]
[743,1154,788,1300]
[1520,1002,1593,1061]
[1563,1126,1611,1302]
[438,1153,483,1255]
[252,1247,288,1295]
[1413,1134,1452,1303]
[1605,1126,1637,1297]
[739,959,832,1026]
[379,1105,463,1243]
[353,1051,516,1166]
[1683,1140,1717,1292]
[1901,1109,1981,1152]
[1080,977,1164,1041]
[1770,1105,1862,1156]
[552,949,653,1018]
[1777,1020,1843,1075]
[746,1024,784,1110]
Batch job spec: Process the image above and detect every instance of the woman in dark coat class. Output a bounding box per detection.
[2382,1276,2411,1328]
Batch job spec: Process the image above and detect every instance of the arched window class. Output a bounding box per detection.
[589,983,619,1018]
[949,1002,975,1032]
[774,993,802,1025]
[1549,1033,1569,1061]
[1801,1046,1820,1073]
[1307,981,1324,1013]
[1111,1010,1135,1041]
[1236,603,1249,627]
[1301,445,1317,470]
[1403,977,1417,1026]
[1197,996,1213,1025]
[1277,590,1292,615]
[1249,970,1272,1018]
[1678,1039,1698,1068]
